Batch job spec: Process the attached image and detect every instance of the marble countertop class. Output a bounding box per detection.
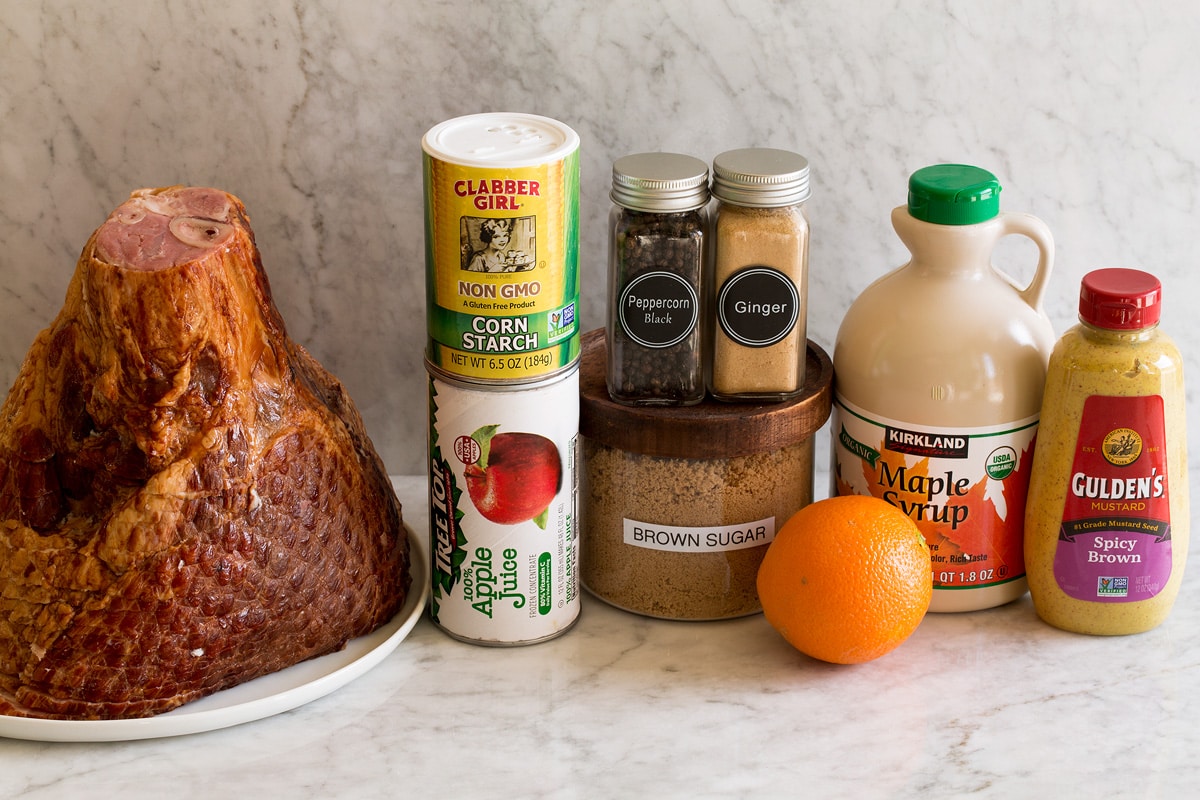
[2,473,1198,799]
[4,5,1199,797]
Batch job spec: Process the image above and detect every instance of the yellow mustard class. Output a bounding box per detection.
[1025,269,1188,634]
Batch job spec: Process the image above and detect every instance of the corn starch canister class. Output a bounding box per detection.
[423,113,581,383]
[427,361,581,644]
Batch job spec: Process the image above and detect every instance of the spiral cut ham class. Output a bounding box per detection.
[0,187,409,719]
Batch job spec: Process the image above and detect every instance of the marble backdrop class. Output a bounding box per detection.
[1,1,1197,474]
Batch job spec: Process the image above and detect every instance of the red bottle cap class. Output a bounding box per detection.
[1078,268,1162,330]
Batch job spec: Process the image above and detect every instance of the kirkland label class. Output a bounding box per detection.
[832,394,1038,591]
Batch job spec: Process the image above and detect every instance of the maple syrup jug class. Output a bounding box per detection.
[831,164,1055,612]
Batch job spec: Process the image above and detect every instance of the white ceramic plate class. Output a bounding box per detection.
[0,525,429,743]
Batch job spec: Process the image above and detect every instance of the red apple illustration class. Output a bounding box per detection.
[463,425,562,528]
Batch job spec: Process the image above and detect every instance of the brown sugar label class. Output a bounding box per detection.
[623,516,776,553]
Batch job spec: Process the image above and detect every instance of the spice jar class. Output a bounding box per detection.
[707,148,811,402]
[606,153,710,406]
[579,328,832,620]
[1024,269,1189,635]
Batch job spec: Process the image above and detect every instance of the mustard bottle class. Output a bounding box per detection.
[831,164,1055,612]
[1025,269,1188,634]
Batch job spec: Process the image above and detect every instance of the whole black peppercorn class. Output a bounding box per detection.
[606,153,709,407]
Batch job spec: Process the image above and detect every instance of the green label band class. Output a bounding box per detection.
[428,297,579,355]
[537,553,553,615]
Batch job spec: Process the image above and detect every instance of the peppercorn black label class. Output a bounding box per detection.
[617,271,699,348]
[716,266,799,347]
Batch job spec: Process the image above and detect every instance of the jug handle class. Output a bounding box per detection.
[996,212,1054,310]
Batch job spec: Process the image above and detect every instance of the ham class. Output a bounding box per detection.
[0,187,409,719]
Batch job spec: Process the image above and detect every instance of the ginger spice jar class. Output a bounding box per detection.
[707,148,811,402]
[579,328,832,620]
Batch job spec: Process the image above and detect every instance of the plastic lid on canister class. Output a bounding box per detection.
[711,148,810,207]
[907,164,1001,225]
[1079,268,1162,330]
[421,112,580,167]
[611,153,710,213]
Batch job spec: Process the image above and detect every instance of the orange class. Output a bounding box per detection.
[757,495,932,665]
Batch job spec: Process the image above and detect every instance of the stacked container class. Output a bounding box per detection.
[579,148,832,620]
[422,113,582,645]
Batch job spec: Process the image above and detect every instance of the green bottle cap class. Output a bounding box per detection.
[907,164,1001,225]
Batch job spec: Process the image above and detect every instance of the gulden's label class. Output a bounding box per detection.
[1051,395,1172,602]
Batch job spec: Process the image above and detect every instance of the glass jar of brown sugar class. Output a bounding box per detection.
[579,328,832,620]
[607,153,710,406]
[707,148,811,402]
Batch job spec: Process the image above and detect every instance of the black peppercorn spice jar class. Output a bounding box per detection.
[606,153,710,406]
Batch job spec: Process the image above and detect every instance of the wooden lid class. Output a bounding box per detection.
[579,328,833,459]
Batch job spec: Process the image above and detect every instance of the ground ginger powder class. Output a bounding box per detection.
[707,148,811,402]
[710,203,809,397]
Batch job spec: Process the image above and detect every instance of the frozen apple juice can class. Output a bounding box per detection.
[423,112,581,384]
[426,360,580,645]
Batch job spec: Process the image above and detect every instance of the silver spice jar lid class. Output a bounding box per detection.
[711,148,811,207]
[611,153,711,213]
